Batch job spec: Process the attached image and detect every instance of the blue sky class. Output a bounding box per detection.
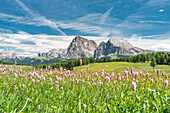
[0,0,170,56]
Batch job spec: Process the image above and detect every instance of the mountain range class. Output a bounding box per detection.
[0,36,154,65]
[38,36,152,58]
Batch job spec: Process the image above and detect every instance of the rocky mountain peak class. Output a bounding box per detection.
[108,36,133,49]
[67,36,97,58]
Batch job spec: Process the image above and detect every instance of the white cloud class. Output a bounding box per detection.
[0,0,67,36]
[127,34,170,51]
[150,44,170,51]
[0,49,4,52]
[159,9,164,12]
[15,0,67,36]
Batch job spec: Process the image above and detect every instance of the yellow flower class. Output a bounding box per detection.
[51,106,57,108]
[6,106,9,108]
[127,97,129,99]
[136,95,140,99]
[164,94,167,96]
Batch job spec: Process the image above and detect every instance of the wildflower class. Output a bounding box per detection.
[162,72,165,76]
[32,79,35,83]
[6,106,9,109]
[61,87,63,90]
[80,59,82,66]
[165,74,168,78]
[56,85,59,91]
[37,105,40,112]
[117,87,119,91]
[132,81,136,91]
[87,65,89,71]
[147,88,155,92]
[94,72,98,77]
[83,104,86,111]
[151,79,153,83]
[164,80,168,89]
[50,78,52,82]
[157,69,160,75]
[14,85,16,91]
[153,69,156,73]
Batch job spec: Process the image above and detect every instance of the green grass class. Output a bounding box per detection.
[0,62,169,112]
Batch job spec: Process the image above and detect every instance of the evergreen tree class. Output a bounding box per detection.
[104,58,107,62]
[150,57,157,69]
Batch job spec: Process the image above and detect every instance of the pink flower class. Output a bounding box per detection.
[94,72,98,77]
[61,87,63,90]
[139,71,142,75]
[80,59,82,65]
[37,105,40,112]
[132,81,136,91]
[50,78,52,82]
[117,87,119,91]
[32,79,35,83]
[56,85,59,91]
[157,69,160,75]
[107,94,109,99]
[153,69,156,73]
[162,72,165,76]
[166,74,168,78]
[87,65,89,71]
[136,80,138,83]
[41,82,43,85]
[14,85,16,91]
[80,69,83,73]
[151,79,153,83]
[113,81,116,84]
[48,65,50,69]
[146,73,149,77]
[165,80,168,86]
[83,104,86,111]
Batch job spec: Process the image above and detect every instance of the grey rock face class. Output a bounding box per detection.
[38,49,67,58]
[94,36,150,58]
[66,36,97,58]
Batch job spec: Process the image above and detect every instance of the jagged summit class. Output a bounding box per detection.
[66,36,97,58]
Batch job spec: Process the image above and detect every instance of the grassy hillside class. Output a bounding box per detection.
[74,62,170,74]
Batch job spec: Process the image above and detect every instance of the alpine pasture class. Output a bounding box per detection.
[0,62,169,112]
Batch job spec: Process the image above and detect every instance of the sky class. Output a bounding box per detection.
[0,0,170,56]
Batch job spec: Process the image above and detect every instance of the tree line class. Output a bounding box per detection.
[36,52,170,70]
